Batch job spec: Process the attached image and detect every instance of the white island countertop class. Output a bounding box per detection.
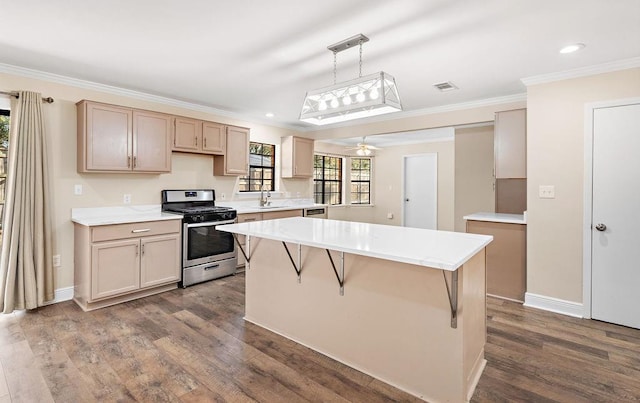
[218,217,492,271]
[72,205,183,226]
[463,212,526,225]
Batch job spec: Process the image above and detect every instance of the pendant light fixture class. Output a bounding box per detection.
[299,34,402,126]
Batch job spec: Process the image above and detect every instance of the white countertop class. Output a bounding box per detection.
[71,205,183,226]
[463,212,526,225]
[217,199,327,214]
[218,217,492,271]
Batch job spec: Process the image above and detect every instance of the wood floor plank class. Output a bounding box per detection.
[1,274,638,402]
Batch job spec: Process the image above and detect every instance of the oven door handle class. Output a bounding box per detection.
[185,220,237,228]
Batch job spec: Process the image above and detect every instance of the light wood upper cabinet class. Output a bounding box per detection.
[495,109,526,179]
[133,110,172,172]
[79,102,132,172]
[202,122,226,154]
[173,119,226,155]
[281,136,314,178]
[173,117,201,152]
[213,125,250,176]
[77,100,172,173]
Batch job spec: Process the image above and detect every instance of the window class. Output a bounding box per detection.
[0,109,9,238]
[314,155,343,205]
[350,158,371,204]
[239,142,275,192]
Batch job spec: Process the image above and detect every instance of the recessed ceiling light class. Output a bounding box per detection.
[265,112,274,118]
[560,43,585,54]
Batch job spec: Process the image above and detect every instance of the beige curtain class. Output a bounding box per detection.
[0,91,54,313]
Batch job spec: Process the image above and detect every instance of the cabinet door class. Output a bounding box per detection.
[173,117,202,151]
[133,110,172,172]
[214,126,249,176]
[91,239,140,300]
[140,234,181,288]
[202,121,225,154]
[495,109,526,179]
[85,102,132,171]
[293,137,314,177]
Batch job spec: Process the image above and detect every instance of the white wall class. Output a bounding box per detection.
[0,71,310,292]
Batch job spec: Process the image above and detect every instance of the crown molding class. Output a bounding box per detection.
[0,62,301,131]
[302,93,527,132]
[521,57,640,86]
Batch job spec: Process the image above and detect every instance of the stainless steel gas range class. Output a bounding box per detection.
[161,189,237,287]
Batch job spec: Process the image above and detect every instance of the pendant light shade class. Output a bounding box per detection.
[300,72,402,125]
[299,34,402,126]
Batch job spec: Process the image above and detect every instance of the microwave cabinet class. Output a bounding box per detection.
[74,219,181,311]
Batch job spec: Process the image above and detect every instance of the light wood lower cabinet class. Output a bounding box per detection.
[236,209,303,268]
[74,219,181,311]
[466,220,526,302]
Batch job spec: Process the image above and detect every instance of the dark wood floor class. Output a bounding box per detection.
[0,273,639,402]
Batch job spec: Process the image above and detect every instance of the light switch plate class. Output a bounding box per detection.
[539,185,555,199]
[123,194,131,204]
[53,254,61,267]
[74,184,82,195]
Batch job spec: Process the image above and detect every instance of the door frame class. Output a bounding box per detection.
[401,153,438,228]
[582,97,640,319]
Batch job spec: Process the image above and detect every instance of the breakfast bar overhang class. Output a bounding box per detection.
[219,217,492,402]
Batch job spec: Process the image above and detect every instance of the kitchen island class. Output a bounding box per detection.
[219,217,492,402]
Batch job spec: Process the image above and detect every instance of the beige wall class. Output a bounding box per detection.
[0,72,310,292]
[454,126,495,232]
[374,140,455,230]
[526,67,640,303]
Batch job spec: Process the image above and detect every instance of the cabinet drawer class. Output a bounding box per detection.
[92,220,181,242]
[238,213,262,223]
[262,210,303,220]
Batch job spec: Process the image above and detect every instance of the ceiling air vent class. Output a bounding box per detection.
[433,81,458,92]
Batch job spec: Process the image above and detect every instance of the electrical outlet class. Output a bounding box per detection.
[74,184,82,195]
[387,213,394,219]
[123,194,131,204]
[53,254,61,267]
[539,185,555,199]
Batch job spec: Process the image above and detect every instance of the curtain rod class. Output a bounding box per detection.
[0,90,54,103]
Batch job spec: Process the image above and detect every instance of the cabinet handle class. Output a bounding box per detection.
[141,244,145,255]
[131,229,151,233]
[127,156,131,168]
[195,136,198,147]
[133,156,137,168]
[243,218,257,222]
[204,137,207,148]
[136,245,139,256]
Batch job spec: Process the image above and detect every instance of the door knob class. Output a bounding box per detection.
[595,223,607,231]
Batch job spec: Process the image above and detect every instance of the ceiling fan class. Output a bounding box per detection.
[346,136,380,156]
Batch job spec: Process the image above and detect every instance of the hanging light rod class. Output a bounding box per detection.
[327,33,369,53]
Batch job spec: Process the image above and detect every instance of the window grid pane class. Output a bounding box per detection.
[350,158,371,205]
[240,142,275,192]
[313,155,343,205]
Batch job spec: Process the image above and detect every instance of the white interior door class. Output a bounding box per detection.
[403,154,437,229]
[591,102,640,329]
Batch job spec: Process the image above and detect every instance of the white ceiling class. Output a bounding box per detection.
[1,1,638,130]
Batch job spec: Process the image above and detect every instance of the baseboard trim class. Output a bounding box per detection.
[44,286,74,306]
[524,292,583,318]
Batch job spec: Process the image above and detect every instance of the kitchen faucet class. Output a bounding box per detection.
[259,186,271,206]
